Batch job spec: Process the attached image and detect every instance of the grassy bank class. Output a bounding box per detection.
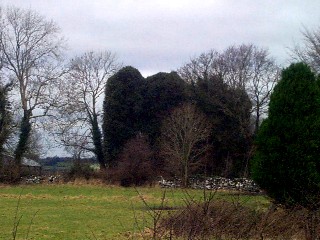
[0,183,268,239]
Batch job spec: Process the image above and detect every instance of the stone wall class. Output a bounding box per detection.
[159,176,260,193]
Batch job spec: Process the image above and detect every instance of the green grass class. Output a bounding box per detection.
[0,184,269,240]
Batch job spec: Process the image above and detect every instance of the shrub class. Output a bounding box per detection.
[115,134,154,187]
[65,162,95,181]
[161,198,307,239]
[0,162,21,183]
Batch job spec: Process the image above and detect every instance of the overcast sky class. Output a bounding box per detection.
[2,0,320,77]
[1,0,320,157]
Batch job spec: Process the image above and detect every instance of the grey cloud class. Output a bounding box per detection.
[2,0,320,75]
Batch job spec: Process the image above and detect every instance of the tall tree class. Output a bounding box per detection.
[143,72,188,144]
[194,75,252,177]
[160,103,211,187]
[56,51,120,170]
[0,7,64,166]
[0,82,12,164]
[0,36,11,159]
[103,66,145,166]
[178,44,279,133]
[251,63,320,240]
[291,26,320,73]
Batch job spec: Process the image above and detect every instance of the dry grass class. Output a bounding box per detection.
[160,200,312,240]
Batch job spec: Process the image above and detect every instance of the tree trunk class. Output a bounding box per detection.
[14,110,32,165]
[255,108,260,135]
[183,160,188,188]
[13,110,32,179]
[91,114,106,171]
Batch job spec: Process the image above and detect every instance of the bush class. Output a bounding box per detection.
[161,199,307,239]
[0,162,21,184]
[65,162,95,181]
[114,134,154,187]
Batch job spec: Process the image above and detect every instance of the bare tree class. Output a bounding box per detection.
[160,103,211,187]
[178,45,255,88]
[55,51,120,170]
[0,7,64,166]
[178,44,280,133]
[218,45,254,89]
[246,50,280,133]
[291,26,320,73]
[179,50,220,84]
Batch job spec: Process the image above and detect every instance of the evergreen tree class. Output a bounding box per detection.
[195,76,252,177]
[143,72,188,144]
[252,63,320,209]
[0,83,12,167]
[103,66,145,166]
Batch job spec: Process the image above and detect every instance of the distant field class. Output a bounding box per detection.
[0,183,269,240]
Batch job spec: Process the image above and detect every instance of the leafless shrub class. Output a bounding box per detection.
[113,134,155,187]
[160,193,310,240]
[0,162,21,183]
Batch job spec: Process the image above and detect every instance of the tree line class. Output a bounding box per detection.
[0,5,320,185]
[3,5,320,239]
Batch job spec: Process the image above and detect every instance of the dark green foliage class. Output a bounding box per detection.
[103,66,252,176]
[91,114,106,170]
[14,110,32,165]
[0,83,12,167]
[103,68,188,168]
[252,63,320,209]
[143,72,188,144]
[194,76,252,177]
[103,66,145,166]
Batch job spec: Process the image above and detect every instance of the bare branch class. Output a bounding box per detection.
[178,44,280,133]
[0,6,65,162]
[290,25,320,73]
[51,50,121,168]
[160,103,211,187]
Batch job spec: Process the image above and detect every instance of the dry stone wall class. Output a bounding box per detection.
[159,176,260,193]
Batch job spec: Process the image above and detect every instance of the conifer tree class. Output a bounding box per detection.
[0,83,12,169]
[252,63,320,210]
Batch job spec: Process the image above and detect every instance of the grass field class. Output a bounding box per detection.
[0,183,269,240]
